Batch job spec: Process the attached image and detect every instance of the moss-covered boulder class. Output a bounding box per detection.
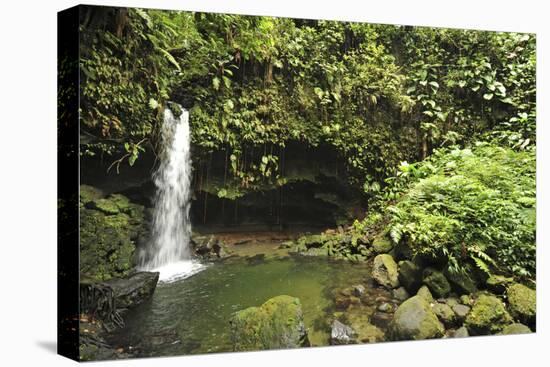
[398,260,422,294]
[372,234,393,254]
[229,295,310,351]
[507,283,536,327]
[80,185,104,205]
[79,188,146,281]
[372,254,400,289]
[388,295,444,340]
[486,275,514,294]
[417,285,434,303]
[422,268,451,298]
[464,294,512,335]
[499,323,531,335]
[89,198,121,215]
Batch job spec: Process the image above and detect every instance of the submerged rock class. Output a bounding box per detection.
[104,271,159,310]
[388,295,444,340]
[372,254,400,289]
[507,283,536,327]
[192,234,231,260]
[330,320,357,345]
[422,268,451,298]
[229,295,309,351]
[353,284,366,297]
[464,294,512,335]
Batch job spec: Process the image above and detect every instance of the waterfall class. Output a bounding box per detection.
[139,106,204,282]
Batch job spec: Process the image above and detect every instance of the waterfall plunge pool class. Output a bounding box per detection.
[107,247,384,358]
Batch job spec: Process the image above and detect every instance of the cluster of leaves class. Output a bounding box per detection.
[385,143,535,279]
[79,7,536,206]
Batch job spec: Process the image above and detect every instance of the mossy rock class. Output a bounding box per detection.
[422,268,451,298]
[80,185,104,205]
[507,283,536,327]
[417,285,434,303]
[388,295,445,340]
[499,323,531,335]
[88,198,120,215]
[398,260,422,294]
[444,268,477,295]
[79,208,138,281]
[464,294,512,335]
[432,302,456,327]
[372,234,394,254]
[486,275,515,294]
[372,254,400,289]
[229,295,310,351]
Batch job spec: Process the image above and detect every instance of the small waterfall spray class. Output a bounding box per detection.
[140,106,204,282]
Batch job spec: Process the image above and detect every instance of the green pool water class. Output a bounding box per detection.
[109,254,373,357]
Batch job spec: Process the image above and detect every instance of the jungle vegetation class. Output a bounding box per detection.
[77,7,536,280]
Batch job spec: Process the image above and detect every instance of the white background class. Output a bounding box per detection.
[0,0,547,365]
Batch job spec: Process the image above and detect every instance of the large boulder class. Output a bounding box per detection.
[507,283,536,327]
[79,188,146,281]
[104,271,159,310]
[417,285,434,303]
[422,268,451,298]
[388,295,445,341]
[229,295,309,351]
[398,260,422,294]
[464,294,512,335]
[330,320,357,345]
[372,254,400,289]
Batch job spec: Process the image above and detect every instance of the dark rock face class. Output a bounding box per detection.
[444,268,477,295]
[398,260,422,294]
[229,295,310,351]
[330,320,358,345]
[104,272,160,310]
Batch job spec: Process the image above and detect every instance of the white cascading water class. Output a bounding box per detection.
[139,107,204,282]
